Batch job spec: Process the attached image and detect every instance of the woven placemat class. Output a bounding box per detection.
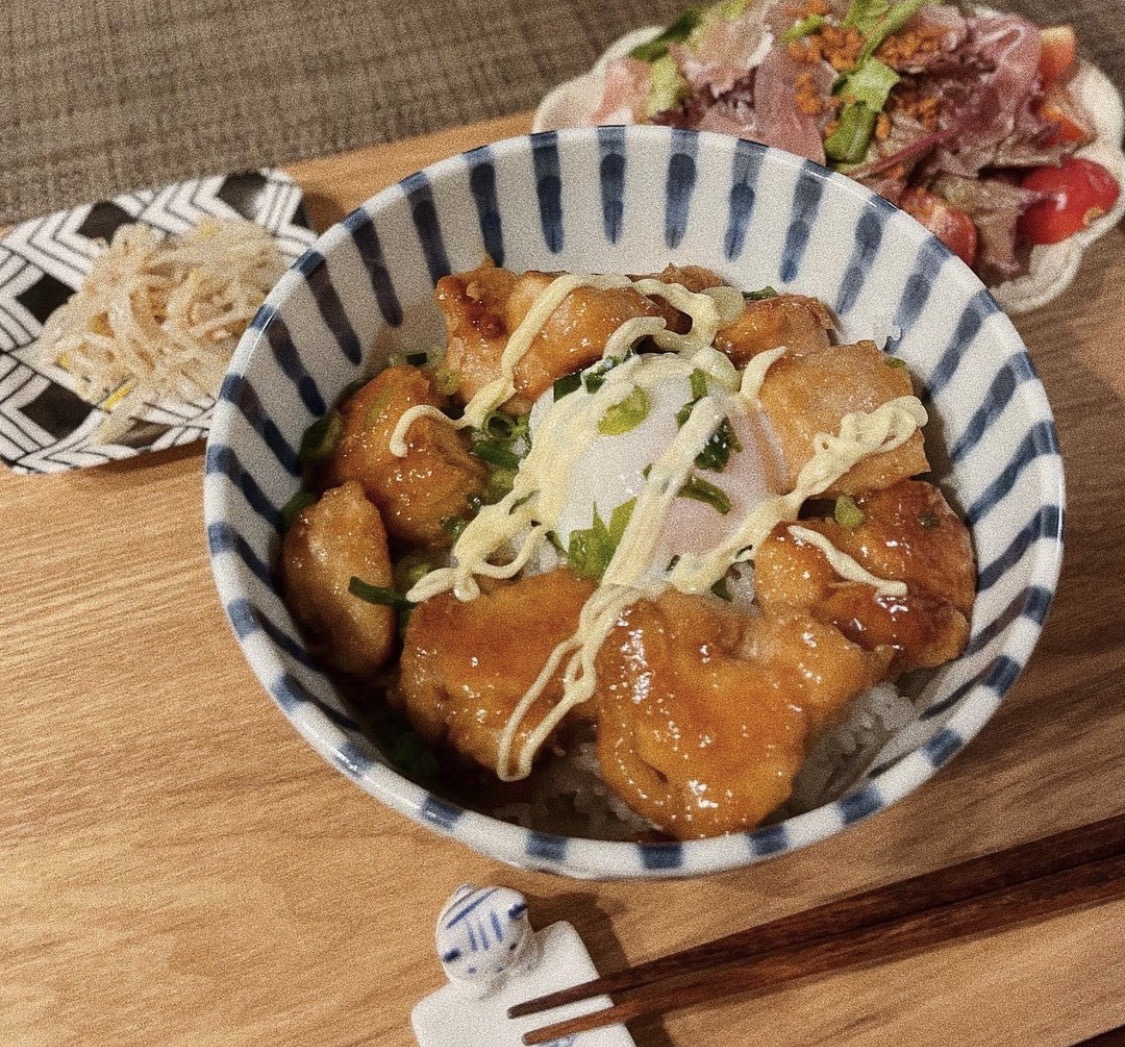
[3,0,1123,227]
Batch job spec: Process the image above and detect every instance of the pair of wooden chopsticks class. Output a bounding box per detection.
[510,811,1125,1044]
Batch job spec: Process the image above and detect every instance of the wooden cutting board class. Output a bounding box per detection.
[2,112,1124,1047]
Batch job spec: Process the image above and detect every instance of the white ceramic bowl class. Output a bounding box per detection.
[204,127,1064,878]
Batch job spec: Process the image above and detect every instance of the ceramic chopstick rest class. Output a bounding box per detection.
[412,884,636,1046]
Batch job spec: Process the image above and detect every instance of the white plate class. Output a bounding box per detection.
[533,24,1125,315]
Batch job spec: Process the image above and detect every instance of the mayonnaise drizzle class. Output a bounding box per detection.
[494,385,732,780]
[667,394,927,594]
[387,272,927,781]
[786,525,908,597]
[740,346,787,407]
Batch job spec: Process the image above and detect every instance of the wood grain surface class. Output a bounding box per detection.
[2,112,1124,1047]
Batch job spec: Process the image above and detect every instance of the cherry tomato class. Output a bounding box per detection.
[898,188,979,267]
[1018,157,1121,245]
[1036,86,1094,147]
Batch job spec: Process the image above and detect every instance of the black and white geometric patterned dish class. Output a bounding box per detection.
[0,169,316,475]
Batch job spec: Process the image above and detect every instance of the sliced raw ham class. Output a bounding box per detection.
[670,7,770,96]
[751,47,834,162]
[591,57,652,125]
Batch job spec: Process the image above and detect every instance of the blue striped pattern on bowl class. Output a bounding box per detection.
[203,127,1064,879]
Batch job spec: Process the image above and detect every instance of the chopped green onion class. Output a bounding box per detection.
[433,366,460,397]
[362,388,396,428]
[567,517,612,581]
[834,494,866,529]
[470,440,521,470]
[441,514,470,540]
[743,286,779,301]
[884,356,907,369]
[566,498,636,581]
[394,553,434,593]
[644,54,691,119]
[711,575,733,601]
[508,491,537,514]
[583,356,624,393]
[629,6,705,62]
[608,498,636,544]
[279,490,317,533]
[918,511,940,530]
[599,387,651,436]
[553,372,582,401]
[678,475,732,515]
[483,466,516,504]
[405,351,429,366]
[852,0,930,59]
[676,369,713,427]
[782,13,826,41]
[695,416,743,473]
[337,378,367,404]
[299,410,343,463]
[482,409,520,442]
[378,712,440,782]
[348,577,414,608]
[717,0,751,17]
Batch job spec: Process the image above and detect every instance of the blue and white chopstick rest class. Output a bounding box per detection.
[412,884,636,1047]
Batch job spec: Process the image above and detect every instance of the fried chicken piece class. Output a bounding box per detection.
[716,293,835,363]
[754,480,975,672]
[642,263,726,294]
[638,264,726,333]
[433,262,518,405]
[640,265,835,358]
[281,482,397,676]
[758,340,929,495]
[393,569,597,772]
[437,261,664,411]
[321,365,487,550]
[593,590,889,839]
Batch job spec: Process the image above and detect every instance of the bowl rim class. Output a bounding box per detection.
[205,125,1066,878]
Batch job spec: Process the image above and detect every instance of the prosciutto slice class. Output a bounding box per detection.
[751,48,834,163]
[924,15,1043,177]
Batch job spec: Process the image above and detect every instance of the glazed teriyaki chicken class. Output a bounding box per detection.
[280,261,975,840]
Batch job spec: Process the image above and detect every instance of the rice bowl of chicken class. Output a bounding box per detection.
[204,126,1063,878]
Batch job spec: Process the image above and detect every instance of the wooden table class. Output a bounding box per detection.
[4,112,1124,1047]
